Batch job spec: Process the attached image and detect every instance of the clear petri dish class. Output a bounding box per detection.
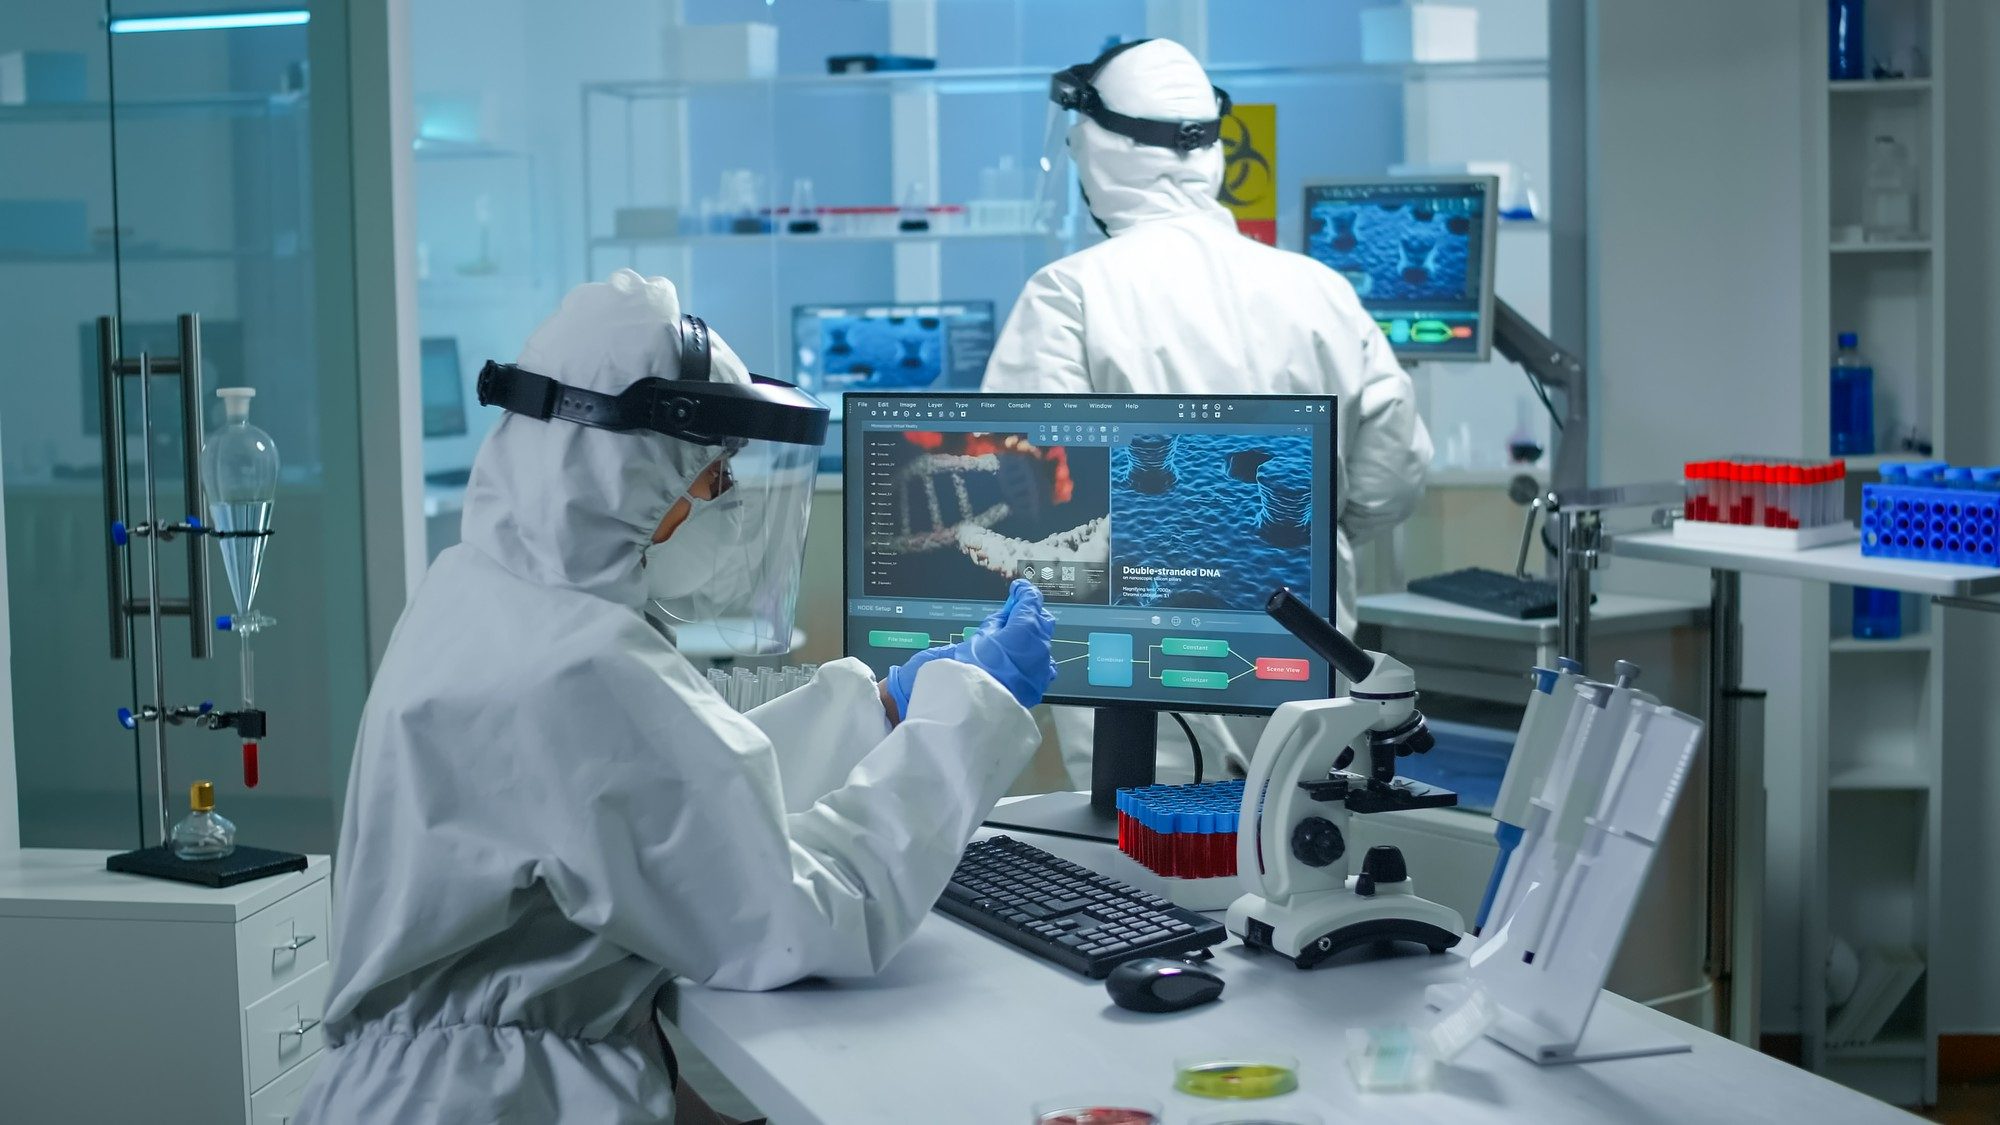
[1190,1111,1324,1125]
[1173,1054,1301,1100]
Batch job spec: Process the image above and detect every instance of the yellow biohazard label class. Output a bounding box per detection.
[1219,103,1276,244]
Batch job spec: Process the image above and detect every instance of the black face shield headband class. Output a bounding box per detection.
[1048,38,1232,154]
[476,314,829,448]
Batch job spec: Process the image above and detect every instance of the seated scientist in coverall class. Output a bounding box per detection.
[293,269,1055,1124]
[983,38,1432,784]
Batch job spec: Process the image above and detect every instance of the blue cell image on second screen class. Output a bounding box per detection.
[1110,433,1314,610]
[1306,198,1475,303]
[814,313,945,392]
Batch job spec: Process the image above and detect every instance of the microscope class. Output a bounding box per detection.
[1226,589,1465,969]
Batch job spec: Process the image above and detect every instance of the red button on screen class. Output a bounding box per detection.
[1255,657,1312,681]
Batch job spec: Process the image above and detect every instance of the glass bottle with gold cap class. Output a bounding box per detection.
[171,781,237,860]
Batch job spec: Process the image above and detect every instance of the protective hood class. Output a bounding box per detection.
[1071,38,1232,236]
[459,269,750,606]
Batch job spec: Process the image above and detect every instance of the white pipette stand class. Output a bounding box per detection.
[1431,661,1705,1065]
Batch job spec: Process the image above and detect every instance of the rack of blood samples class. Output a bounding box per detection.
[1116,780,1244,880]
[1676,458,1856,549]
[1861,462,2000,566]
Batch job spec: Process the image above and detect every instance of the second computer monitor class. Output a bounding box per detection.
[1301,175,1498,363]
[793,300,996,409]
[842,393,1338,714]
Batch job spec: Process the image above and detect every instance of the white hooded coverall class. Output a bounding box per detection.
[294,271,1041,1123]
[983,39,1432,781]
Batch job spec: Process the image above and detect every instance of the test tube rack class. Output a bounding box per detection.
[1674,458,1857,550]
[1115,779,1244,882]
[1861,463,2000,566]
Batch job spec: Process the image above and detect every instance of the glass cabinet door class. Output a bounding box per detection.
[2,0,372,854]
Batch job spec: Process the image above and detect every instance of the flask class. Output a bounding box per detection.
[171,781,237,860]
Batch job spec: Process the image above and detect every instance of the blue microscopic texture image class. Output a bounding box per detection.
[1110,433,1314,610]
[1307,198,1474,303]
[817,314,945,391]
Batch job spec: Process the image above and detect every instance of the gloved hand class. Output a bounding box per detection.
[886,579,1057,716]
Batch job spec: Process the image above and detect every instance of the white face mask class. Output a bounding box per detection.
[643,491,752,611]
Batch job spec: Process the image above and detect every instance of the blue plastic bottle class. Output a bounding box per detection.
[1854,587,1902,639]
[1829,0,1866,80]
[1830,333,1876,456]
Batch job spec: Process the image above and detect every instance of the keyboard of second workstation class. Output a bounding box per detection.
[935,835,1226,978]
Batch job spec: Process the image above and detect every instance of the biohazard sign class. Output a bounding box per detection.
[1219,103,1276,245]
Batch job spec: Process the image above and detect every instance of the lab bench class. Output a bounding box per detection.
[0,850,333,1124]
[666,823,1917,1125]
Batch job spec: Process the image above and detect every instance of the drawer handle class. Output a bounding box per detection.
[279,1017,321,1041]
[276,932,317,953]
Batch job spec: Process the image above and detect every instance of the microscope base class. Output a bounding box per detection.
[1226,882,1464,969]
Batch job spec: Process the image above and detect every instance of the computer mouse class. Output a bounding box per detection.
[1104,957,1224,1013]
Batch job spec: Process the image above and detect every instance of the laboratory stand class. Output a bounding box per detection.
[1610,526,2000,1105]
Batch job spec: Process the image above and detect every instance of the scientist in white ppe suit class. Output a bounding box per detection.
[294,270,1055,1124]
[983,38,1431,784]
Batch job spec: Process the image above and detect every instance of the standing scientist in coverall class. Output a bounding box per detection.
[983,38,1432,784]
[294,270,1055,1123]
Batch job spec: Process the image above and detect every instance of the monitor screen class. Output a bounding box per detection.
[420,336,468,438]
[1301,175,1498,363]
[793,301,996,413]
[843,393,1338,715]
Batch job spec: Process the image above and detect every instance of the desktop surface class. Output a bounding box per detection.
[842,393,1338,714]
[1302,175,1498,362]
[671,824,1919,1125]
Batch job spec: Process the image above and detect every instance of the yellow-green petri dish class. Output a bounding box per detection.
[1172,1055,1300,1100]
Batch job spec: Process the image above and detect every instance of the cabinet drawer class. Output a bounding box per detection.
[237,879,329,1006]
[244,961,330,1094]
[250,1047,323,1125]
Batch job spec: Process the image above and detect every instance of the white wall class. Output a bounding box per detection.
[1936,0,2000,1036]
[1578,0,1813,1033]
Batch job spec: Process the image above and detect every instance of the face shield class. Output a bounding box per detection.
[477,314,830,656]
[643,436,820,655]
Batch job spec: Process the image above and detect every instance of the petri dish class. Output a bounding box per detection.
[1173,1054,1301,1100]
[1031,1094,1164,1125]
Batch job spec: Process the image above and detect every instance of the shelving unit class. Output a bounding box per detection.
[1799,0,1947,1105]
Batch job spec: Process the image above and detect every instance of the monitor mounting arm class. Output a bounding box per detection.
[1493,297,1587,496]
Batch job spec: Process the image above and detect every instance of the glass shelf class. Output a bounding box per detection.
[589,228,1057,249]
[585,57,1549,102]
[0,93,306,124]
[0,247,301,265]
[1829,78,1932,95]
[413,139,529,161]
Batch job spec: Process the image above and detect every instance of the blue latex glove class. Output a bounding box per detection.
[886,579,1056,715]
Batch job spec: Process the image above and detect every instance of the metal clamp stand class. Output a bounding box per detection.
[98,315,213,847]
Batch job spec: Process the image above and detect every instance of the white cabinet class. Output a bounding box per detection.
[0,849,334,1123]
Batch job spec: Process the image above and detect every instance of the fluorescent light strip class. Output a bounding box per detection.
[108,10,309,34]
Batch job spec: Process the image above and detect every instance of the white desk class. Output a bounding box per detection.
[670,832,1916,1125]
[1610,531,2000,597]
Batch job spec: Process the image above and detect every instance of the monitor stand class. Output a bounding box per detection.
[982,705,1157,843]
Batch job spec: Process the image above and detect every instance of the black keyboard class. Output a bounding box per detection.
[936,835,1227,978]
[1409,567,1561,619]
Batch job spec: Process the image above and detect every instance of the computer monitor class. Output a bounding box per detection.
[1301,175,1498,363]
[843,391,1338,839]
[794,300,997,471]
[420,336,469,439]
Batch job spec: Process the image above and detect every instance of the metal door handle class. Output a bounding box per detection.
[97,317,127,659]
[276,932,317,952]
[279,1016,321,1040]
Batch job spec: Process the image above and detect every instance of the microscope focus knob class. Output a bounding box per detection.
[1354,845,1409,897]
[1290,817,1345,868]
